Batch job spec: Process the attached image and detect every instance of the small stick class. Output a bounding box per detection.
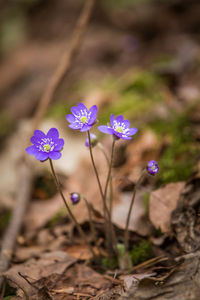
[49,159,95,258]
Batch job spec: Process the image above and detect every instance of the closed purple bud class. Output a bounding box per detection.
[85,133,98,148]
[70,192,81,205]
[146,160,159,175]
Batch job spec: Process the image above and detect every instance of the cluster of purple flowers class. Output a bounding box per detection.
[26,102,159,175]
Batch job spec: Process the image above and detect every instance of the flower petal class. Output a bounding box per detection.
[69,123,82,130]
[88,105,97,125]
[31,136,41,145]
[47,128,59,139]
[121,135,132,140]
[34,130,46,139]
[110,114,115,126]
[66,114,76,123]
[128,128,138,136]
[35,152,49,161]
[77,102,87,111]
[98,125,114,134]
[71,106,81,116]
[80,124,91,132]
[54,138,64,150]
[116,115,124,123]
[113,131,123,139]
[123,120,130,128]
[26,145,38,155]
[49,151,62,160]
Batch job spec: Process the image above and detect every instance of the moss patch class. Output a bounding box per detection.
[47,208,66,227]
[130,240,153,265]
[99,70,164,124]
[0,210,11,233]
[149,109,199,185]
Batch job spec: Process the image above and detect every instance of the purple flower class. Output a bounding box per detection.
[98,114,137,140]
[26,128,64,161]
[85,133,98,148]
[146,160,159,175]
[66,103,98,132]
[70,192,81,205]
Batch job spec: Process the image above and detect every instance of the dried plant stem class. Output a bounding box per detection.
[49,159,95,258]
[124,171,146,252]
[82,196,97,243]
[32,0,96,130]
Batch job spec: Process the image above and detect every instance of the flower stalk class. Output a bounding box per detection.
[49,159,96,258]
[124,170,146,253]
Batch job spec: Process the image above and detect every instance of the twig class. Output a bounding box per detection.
[0,0,95,290]
[32,0,96,130]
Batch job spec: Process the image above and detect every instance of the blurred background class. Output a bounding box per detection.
[0,0,200,274]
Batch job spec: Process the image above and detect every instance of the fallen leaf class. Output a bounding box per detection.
[149,182,185,233]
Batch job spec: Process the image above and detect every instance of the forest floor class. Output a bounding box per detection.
[0,1,200,299]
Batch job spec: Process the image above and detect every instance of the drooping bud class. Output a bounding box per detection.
[85,133,98,148]
[70,192,81,205]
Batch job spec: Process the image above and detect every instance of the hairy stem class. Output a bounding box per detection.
[97,142,113,214]
[49,159,95,258]
[87,132,110,218]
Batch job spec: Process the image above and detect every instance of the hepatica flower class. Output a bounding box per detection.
[98,114,137,140]
[146,160,159,175]
[66,103,97,132]
[26,128,64,161]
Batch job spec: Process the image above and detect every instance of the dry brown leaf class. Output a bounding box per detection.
[112,190,152,236]
[66,244,95,260]
[149,182,185,233]
[120,273,156,291]
[3,251,76,296]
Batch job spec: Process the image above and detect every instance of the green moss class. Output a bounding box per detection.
[130,240,153,265]
[47,208,66,227]
[0,113,15,144]
[99,70,164,124]
[149,110,199,185]
[0,210,11,232]
[102,256,118,270]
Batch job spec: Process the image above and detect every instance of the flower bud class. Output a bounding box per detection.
[70,192,81,205]
[146,160,159,175]
[85,133,98,148]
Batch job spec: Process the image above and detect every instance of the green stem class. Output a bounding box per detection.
[49,159,95,258]
[124,170,145,252]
